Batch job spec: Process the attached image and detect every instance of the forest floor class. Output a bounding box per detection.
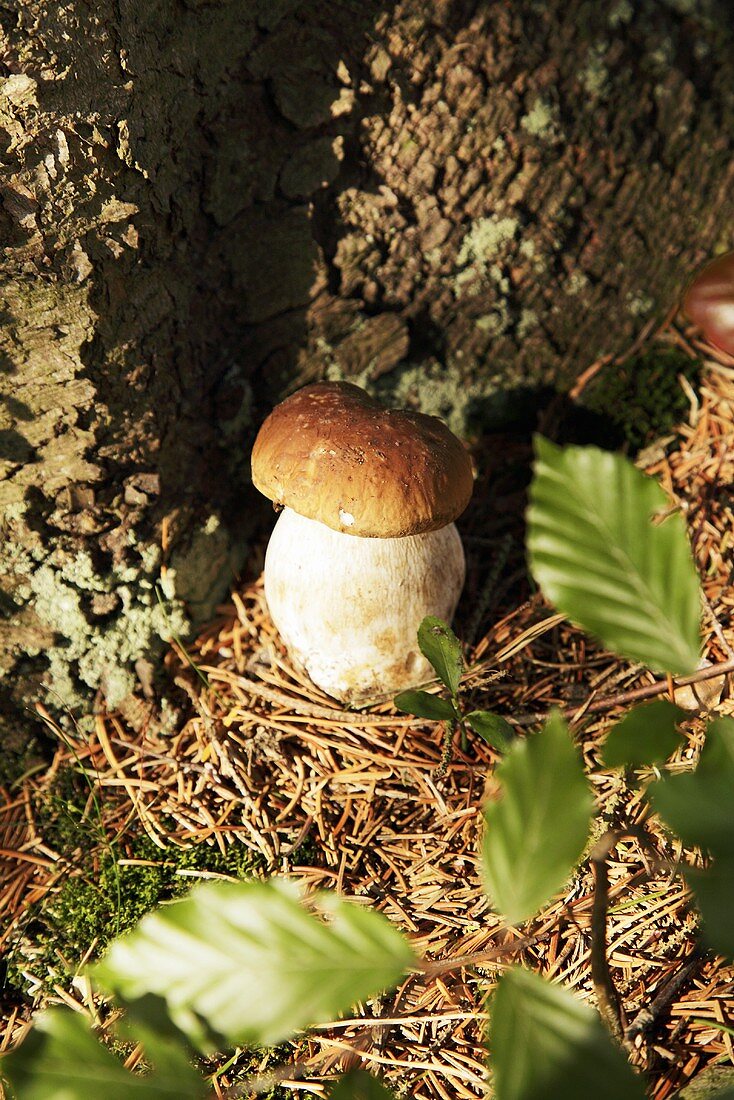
[2,321,734,1099]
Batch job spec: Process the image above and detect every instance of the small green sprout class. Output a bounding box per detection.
[394,616,514,760]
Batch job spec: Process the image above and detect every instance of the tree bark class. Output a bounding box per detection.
[297,0,734,433]
[1,0,732,758]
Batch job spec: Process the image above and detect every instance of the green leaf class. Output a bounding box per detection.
[394,689,456,721]
[651,717,734,858]
[116,1008,205,1093]
[93,879,415,1050]
[527,437,701,675]
[417,616,464,695]
[0,1008,205,1099]
[331,1069,397,1098]
[601,700,686,769]
[466,711,515,751]
[482,711,593,923]
[490,967,647,1100]
[676,1066,734,1099]
[685,858,734,959]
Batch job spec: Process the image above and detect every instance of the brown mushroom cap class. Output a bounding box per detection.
[251,382,474,537]
[683,250,734,357]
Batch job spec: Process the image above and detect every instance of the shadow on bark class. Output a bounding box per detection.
[0,0,385,764]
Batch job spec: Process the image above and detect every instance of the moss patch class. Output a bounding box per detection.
[2,762,318,1097]
[580,347,700,453]
[5,766,265,997]
[377,360,490,438]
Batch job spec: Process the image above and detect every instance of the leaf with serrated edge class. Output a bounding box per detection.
[93,879,415,1050]
[651,717,734,858]
[330,1069,397,1098]
[417,617,464,695]
[482,711,593,923]
[394,689,456,721]
[1,1008,205,1100]
[466,711,514,751]
[602,700,685,769]
[527,437,701,675]
[490,968,647,1100]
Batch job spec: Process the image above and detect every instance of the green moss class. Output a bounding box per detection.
[288,833,322,867]
[44,837,262,954]
[4,776,309,1099]
[204,1044,292,1099]
[5,767,265,996]
[4,765,318,1096]
[580,348,700,453]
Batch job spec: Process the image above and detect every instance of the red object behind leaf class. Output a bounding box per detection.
[683,251,734,356]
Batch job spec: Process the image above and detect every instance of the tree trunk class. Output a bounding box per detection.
[1,0,732,760]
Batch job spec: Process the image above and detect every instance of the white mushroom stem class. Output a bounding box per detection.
[264,507,466,704]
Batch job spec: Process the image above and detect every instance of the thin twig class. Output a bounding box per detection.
[701,589,734,660]
[589,832,625,1046]
[433,722,456,781]
[625,948,705,1043]
[510,657,734,727]
[206,668,418,725]
[575,658,734,716]
[419,933,543,976]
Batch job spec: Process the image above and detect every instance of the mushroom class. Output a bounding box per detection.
[251,381,473,704]
[683,250,734,356]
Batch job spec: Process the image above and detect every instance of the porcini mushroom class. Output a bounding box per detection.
[683,250,734,356]
[251,382,473,704]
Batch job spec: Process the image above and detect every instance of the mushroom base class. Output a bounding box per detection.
[263,508,466,705]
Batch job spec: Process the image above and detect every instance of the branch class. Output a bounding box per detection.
[589,832,625,1046]
[572,657,734,718]
[511,657,734,727]
[420,933,543,977]
[624,948,704,1043]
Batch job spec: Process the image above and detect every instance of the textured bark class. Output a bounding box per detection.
[298,0,734,433]
[1,0,733,750]
[0,0,380,746]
